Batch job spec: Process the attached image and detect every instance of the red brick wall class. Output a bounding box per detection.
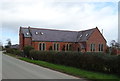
[87,28,107,52]
[32,41,88,52]
[117,49,120,55]
[19,27,107,53]
[19,33,24,50]
[32,41,77,51]
[19,33,32,50]
[72,43,84,52]
[24,38,32,46]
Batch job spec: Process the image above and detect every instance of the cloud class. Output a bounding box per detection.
[0,0,118,45]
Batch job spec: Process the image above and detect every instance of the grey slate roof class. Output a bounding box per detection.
[77,29,95,42]
[21,28,31,37]
[20,27,96,42]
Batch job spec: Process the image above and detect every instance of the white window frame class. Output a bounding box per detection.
[66,44,70,51]
[99,44,103,52]
[90,44,95,52]
[53,43,60,51]
[39,43,46,51]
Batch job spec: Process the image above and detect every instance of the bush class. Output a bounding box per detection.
[6,48,21,55]
[6,48,15,54]
[13,50,21,55]
[29,50,120,75]
[23,46,34,57]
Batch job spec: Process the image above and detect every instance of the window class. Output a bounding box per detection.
[40,32,44,35]
[90,44,92,51]
[43,43,46,51]
[90,44,95,52]
[57,44,59,51]
[35,32,38,35]
[99,44,103,52]
[86,34,89,36]
[78,48,80,52]
[66,44,69,51]
[39,43,46,51]
[26,32,29,35]
[101,44,103,51]
[53,43,56,50]
[66,44,72,51]
[53,43,59,51]
[69,44,72,51]
[39,43,42,50]
[80,35,82,37]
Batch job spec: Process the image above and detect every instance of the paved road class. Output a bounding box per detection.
[2,53,86,79]
[0,51,2,80]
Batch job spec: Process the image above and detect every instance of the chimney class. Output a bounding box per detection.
[28,26,30,28]
[28,26,32,36]
[101,29,103,35]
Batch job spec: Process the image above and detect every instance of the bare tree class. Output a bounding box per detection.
[115,42,120,48]
[5,39,12,48]
[110,40,116,47]
[6,39,11,46]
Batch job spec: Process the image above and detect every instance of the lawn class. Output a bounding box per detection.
[19,57,120,81]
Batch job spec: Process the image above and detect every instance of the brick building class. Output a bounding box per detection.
[19,27,107,52]
[116,49,120,55]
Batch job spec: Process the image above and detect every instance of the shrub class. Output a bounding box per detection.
[111,48,117,55]
[23,46,34,57]
[49,46,52,51]
[29,50,120,75]
[6,48,15,54]
[13,49,21,55]
[5,48,21,56]
[29,50,40,60]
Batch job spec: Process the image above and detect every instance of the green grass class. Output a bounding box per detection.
[4,53,18,58]
[19,57,120,81]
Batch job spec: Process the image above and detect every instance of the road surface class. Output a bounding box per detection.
[2,53,86,79]
[0,51,2,80]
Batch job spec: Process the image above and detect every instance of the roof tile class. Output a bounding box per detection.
[20,27,96,42]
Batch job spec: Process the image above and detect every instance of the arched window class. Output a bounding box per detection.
[66,44,72,51]
[43,43,46,51]
[90,44,95,52]
[66,44,69,51]
[39,43,42,50]
[39,43,46,51]
[78,48,80,52]
[99,44,103,52]
[53,43,59,51]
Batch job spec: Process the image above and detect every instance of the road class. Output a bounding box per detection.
[2,53,86,79]
[0,51,2,80]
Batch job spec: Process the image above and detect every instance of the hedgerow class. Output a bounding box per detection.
[6,48,21,55]
[29,50,120,75]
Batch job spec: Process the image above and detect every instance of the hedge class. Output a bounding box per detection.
[23,46,34,57]
[6,48,21,55]
[29,50,120,75]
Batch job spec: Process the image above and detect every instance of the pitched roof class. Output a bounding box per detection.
[20,27,31,37]
[20,27,96,42]
[77,28,95,42]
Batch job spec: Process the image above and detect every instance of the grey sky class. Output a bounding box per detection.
[0,0,119,46]
[118,1,120,44]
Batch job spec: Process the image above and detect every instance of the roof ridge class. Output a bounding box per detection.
[29,27,78,32]
[78,27,96,32]
[20,26,96,33]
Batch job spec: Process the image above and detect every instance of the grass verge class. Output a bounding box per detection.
[3,52,20,58]
[19,57,120,81]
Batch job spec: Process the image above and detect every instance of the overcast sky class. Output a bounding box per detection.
[0,0,119,46]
